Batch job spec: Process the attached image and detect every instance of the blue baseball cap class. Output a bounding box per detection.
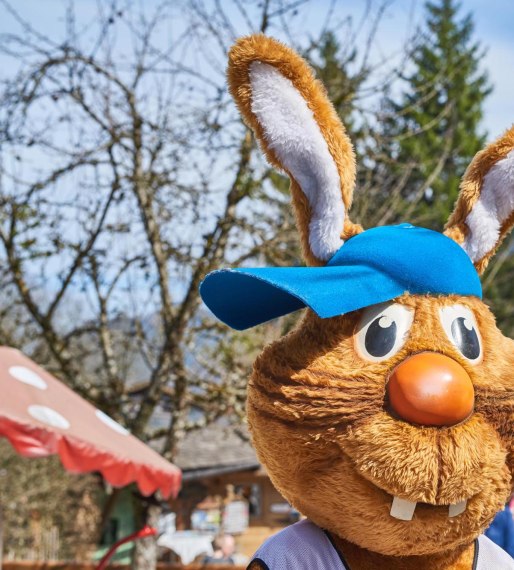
[200,224,482,330]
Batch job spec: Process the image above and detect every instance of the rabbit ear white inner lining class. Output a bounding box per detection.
[249,61,344,261]
[463,149,514,262]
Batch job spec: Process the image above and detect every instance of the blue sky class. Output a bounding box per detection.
[291,0,513,137]
[462,0,514,135]
[0,0,511,316]
[380,0,514,137]
[0,0,511,136]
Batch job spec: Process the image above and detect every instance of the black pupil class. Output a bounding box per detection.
[365,316,397,357]
[451,317,480,360]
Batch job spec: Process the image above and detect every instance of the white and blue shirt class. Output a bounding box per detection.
[250,519,514,569]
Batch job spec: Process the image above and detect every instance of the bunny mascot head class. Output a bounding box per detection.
[200,35,514,570]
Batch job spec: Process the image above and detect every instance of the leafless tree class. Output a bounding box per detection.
[0,0,333,566]
[0,0,298,454]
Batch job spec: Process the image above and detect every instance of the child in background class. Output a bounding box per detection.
[485,499,514,558]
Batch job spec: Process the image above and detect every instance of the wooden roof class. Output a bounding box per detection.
[174,422,259,474]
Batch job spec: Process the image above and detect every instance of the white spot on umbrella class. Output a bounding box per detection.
[95,410,129,435]
[28,405,70,429]
[9,366,47,390]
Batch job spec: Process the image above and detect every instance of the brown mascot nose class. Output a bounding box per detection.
[387,352,474,427]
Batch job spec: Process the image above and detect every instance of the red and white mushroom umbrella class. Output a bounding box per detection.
[0,346,181,498]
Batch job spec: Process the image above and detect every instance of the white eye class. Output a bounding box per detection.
[355,303,414,362]
[439,305,482,363]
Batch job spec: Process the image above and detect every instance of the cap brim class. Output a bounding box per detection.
[200,266,404,330]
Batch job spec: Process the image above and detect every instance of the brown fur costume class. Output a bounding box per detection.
[215,35,514,569]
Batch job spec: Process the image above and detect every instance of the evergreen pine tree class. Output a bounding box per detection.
[385,0,491,229]
[306,31,368,138]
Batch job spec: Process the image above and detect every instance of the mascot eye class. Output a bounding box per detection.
[439,305,482,363]
[355,303,414,362]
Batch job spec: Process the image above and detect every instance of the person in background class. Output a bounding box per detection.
[201,534,236,566]
[485,499,514,558]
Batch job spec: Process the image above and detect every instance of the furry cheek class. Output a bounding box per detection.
[340,413,509,505]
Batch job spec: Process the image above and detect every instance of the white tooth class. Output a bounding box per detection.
[390,496,417,521]
[449,500,467,517]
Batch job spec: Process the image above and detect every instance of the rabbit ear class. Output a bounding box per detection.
[228,35,359,267]
[444,126,514,274]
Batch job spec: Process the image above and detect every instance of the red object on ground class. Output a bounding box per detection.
[0,347,181,498]
[96,526,157,570]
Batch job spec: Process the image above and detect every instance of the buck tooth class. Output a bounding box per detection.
[390,496,417,521]
[448,500,467,517]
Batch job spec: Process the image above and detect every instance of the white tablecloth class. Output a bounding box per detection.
[158,531,214,564]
